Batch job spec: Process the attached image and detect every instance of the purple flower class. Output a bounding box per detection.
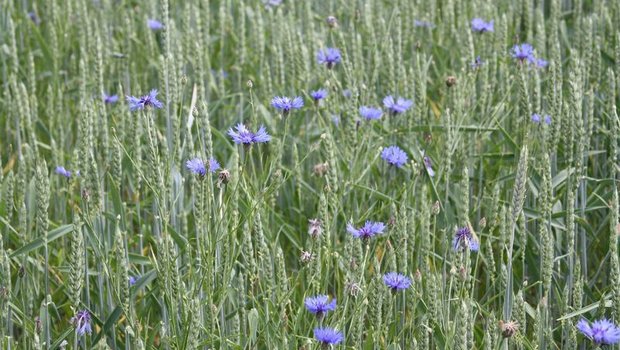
[71,310,92,336]
[531,113,541,124]
[383,272,412,292]
[28,12,41,25]
[577,318,620,345]
[103,93,119,104]
[383,96,413,115]
[347,221,386,240]
[414,20,434,28]
[263,0,282,8]
[534,58,548,68]
[423,155,435,177]
[228,123,271,145]
[310,89,328,102]
[129,276,137,286]
[359,106,383,120]
[148,19,164,30]
[211,69,229,79]
[304,295,337,318]
[316,48,342,69]
[314,327,344,346]
[331,115,340,126]
[471,18,494,33]
[208,157,220,173]
[55,166,72,178]
[126,89,164,112]
[453,226,479,251]
[544,115,552,125]
[271,96,304,115]
[471,56,484,69]
[186,157,220,175]
[511,43,535,62]
[186,158,206,176]
[381,146,408,168]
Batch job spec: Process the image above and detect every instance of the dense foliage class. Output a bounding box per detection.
[1,0,620,349]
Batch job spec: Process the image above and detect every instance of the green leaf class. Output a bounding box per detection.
[92,305,124,344]
[107,174,126,229]
[557,298,612,321]
[128,253,152,265]
[10,224,74,258]
[248,308,259,345]
[50,328,74,350]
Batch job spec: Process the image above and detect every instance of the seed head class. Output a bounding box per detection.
[326,16,338,28]
[499,320,519,338]
[313,162,329,176]
[308,219,322,238]
[217,169,231,187]
[446,76,457,87]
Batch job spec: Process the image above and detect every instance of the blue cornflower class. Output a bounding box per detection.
[210,69,229,80]
[359,106,383,121]
[453,226,479,251]
[271,96,304,115]
[471,56,484,69]
[383,272,412,292]
[471,18,494,33]
[305,295,337,318]
[383,95,413,115]
[186,158,206,176]
[531,113,541,124]
[228,123,271,145]
[71,310,92,336]
[381,146,408,168]
[28,11,41,25]
[186,157,220,176]
[423,155,435,177]
[126,89,163,112]
[316,48,342,69]
[314,327,344,346]
[533,58,548,68]
[55,166,72,178]
[512,43,535,62]
[310,89,328,102]
[263,0,282,8]
[347,221,386,240]
[414,20,434,28]
[331,115,340,127]
[103,93,119,104]
[208,157,220,173]
[148,19,164,30]
[577,318,620,345]
[544,115,552,125]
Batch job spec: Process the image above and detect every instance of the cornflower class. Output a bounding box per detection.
[471,18,494,33]
[316,48,342,69]
[126,89,163,112]
[228,123,271,145]
[381,146,408,168]
[383,95,413,115]
[71,310,92,336]
[314,327,344,347]
[453,225,479,251]
[359,106,383,120]
[383,272,412,292]
[347,221,386,240]
[271,96,304,115]
[577,318,620,345]
[305,295,337,319]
